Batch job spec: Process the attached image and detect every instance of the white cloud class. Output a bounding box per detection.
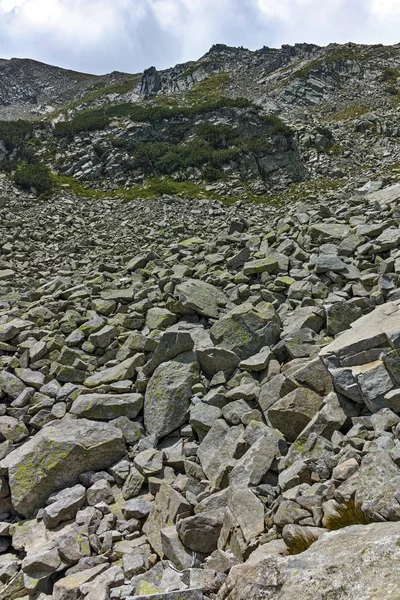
[0,0,398,74]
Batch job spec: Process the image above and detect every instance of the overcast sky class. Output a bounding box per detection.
[0,0,399,75]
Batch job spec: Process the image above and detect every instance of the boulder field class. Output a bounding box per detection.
[2,175,400,599]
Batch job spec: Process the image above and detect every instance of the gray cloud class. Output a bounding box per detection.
[0,0,396,75]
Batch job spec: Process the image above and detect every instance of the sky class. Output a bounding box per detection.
[0,0,399,75]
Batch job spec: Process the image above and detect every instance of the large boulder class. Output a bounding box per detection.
[175,279,227,319]
[144,352,199,438]
[267,387,324,442]
[210,303,281,360]
[0,419,125,517]
[320,300,400,412]
[218,522,400,600]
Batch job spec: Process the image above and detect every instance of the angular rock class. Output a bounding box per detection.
[176,279,227,319]
[218,522,400,600]
[71,393,143,420]
[210,303,281,360]
[267,387,324,442]
[144,352,199,438]
[0,419,125,516]
[43,484,86,528]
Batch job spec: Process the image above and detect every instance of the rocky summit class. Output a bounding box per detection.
[3,41,400,600]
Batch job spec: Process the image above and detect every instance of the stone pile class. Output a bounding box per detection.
[2,178,400,599]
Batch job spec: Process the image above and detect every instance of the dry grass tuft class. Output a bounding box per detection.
[325,498,371,531]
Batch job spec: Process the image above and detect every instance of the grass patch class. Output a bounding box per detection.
[186,72,230,103]
[51,174,288,207]
[252,177,344,206]
[52,174,233,203]
[286,531,320,555]
[330,104,369,121]
[325,498,371,531]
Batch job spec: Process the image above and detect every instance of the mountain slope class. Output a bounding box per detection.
[2,41,400,201]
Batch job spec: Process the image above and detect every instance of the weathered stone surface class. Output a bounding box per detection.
[0,371,25,400]
[84,355,143,388]
[354,450,400,520]
[177,512,223,553]
[144,352,199,438]
[196,347,240,378]
[267,387,324,442]
[175,279,227,318]
[210,303,281,360]
[228,488,264,542]
[0,419,125,516]
[142,483,191,557]
[197,419,244,481]
[229,429,284,487]
[71,393,143,420]
[42,484,86,528]
[218,522,400,600]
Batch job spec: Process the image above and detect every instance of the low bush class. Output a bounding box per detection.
[54,97,254,139]
[133,139,239,176]
[14,160,54,196]
[0,120,33,151]
[197,122,239,149]
[54,110,108,140]
[264,115,293,136]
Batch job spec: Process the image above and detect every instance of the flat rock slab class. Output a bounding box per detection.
[70,393,143,420]
[320,300,400,410]
[367,183,400,205]
[210,302,281,360]
[83,355,143,388]
[320,300,400,362]
[0,419,125,517]
[220,522,400,600]
[131,590,203,600]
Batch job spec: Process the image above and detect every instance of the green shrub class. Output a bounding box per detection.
[93,142,107,158]
[14,160,54,196]
[110,136,128,148]
[197,122,239,149]
[54,110,108,140]
[380,66,400,87]
[133,139,239,176]
[0,120,33,152]
[264,115,293,136]
[203,164,223,181]
[54,97,254,139]
[325,498,371,530]
[245,137,273,155]
[316,125,334,140]
[286,531,320,555]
